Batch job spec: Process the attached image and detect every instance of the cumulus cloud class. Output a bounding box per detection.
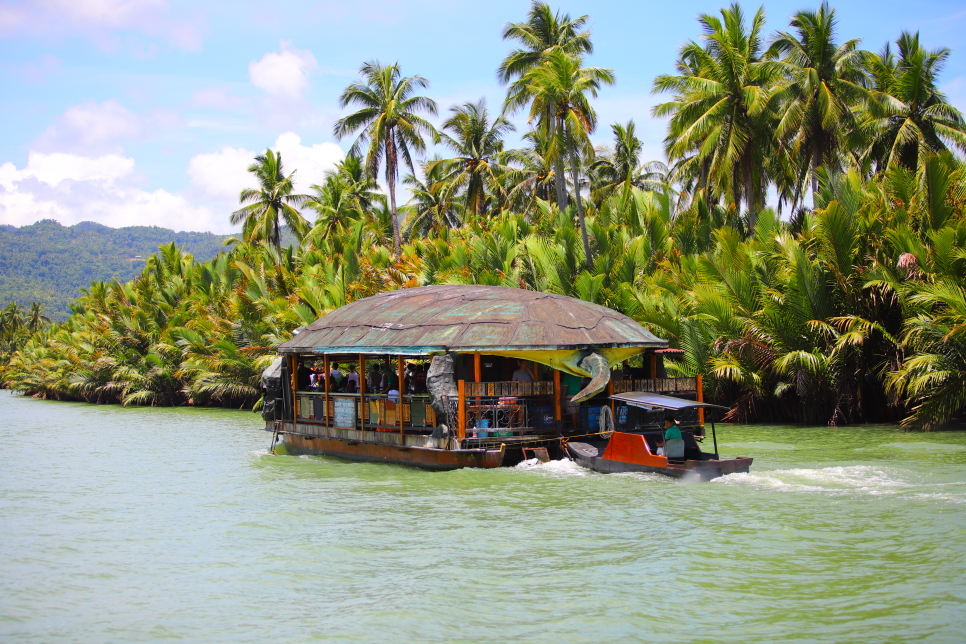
[188,132,343,202]
[0,0,204,51]
[0,151,221,232]
[249,42,318,99]
[187,146,255,200]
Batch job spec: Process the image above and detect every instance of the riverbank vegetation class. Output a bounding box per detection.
[3,2,965,429]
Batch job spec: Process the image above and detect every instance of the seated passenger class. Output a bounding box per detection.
[656,414,683,456]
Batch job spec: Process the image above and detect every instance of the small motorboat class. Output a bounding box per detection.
[566,392,752,481]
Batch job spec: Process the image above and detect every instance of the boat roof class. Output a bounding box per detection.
[609,392,729,412]
[278,285,667,355]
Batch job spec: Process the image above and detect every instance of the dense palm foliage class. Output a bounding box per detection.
[4,2,965,430]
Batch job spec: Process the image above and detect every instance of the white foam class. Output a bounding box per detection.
[713,465,912,494]
[514,458,589,477]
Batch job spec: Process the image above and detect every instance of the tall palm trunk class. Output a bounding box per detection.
[567,137,592,267]
[385,135,402,257]
[810,116,824,206]
[550,110,568,213]
[743,154,756,233]
[553,157,568,212]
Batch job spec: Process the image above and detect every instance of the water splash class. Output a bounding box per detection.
[514,458,588,477]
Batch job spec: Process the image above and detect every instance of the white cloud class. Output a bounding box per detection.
[187,132,343,202]
[35,100,142,153]
[273,132,343,191]
[0,0,204,51]
[187,146,255,200]
[249,42,318,99]
[0,152,134,188]
[0,152,221,232]
[34,99,184,155]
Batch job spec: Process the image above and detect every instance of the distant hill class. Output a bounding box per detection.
[0,220,233,321]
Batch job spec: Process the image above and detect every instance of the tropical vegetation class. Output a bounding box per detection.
[3,1,965,429]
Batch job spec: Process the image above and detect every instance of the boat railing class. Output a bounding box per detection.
[292,390,439,433]
[612,377,697,394]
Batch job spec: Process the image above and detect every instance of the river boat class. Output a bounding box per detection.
[261,285,751,477]
[565,392,753,480]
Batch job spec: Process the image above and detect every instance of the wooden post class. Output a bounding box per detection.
[553,369,562,421]
[289,354,298,426]
[650,352,657,379]
[696,373,705,427]
[398,356,404,437]
[457,379,466,440]
[359,354,366,433]
[324,354,330,427]
[608,379,615,418]
[473,352,482,410]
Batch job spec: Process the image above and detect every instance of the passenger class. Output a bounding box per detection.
[387,387,400,404]
[383,362,399,393]
[511,359,534,383]
[330,363,344,382]
[367,363,381,392]
[561,371,583,428]
[414,363,427,393]
[297,361,312,391]
[656,414,683,456]
[346,364,360,391]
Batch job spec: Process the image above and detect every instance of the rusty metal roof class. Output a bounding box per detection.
[278,285,667,355]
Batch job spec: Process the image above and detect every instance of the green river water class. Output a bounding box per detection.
[1,393,965,643]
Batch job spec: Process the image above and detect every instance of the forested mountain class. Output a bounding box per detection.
[0,220,231,320]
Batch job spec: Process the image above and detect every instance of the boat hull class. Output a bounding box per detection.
[567,439,752,481]
[282,433,505,470]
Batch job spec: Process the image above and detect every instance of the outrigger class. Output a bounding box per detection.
[566,392,753,480]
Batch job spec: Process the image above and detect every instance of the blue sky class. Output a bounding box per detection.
[1,0,964,233]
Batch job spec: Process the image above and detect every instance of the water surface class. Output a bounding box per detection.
[1,393,964,643]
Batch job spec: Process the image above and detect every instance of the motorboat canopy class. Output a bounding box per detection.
[609,391,729,412]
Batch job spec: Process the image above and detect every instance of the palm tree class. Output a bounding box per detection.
[653,3,781,231]
[429,99,516,220]
[230,150,310,251]
[499,1,593,213]
[333,61,438,257]
[502,130,559,214]
[769,2,870,205]
[305,173,361,241]
[403,158,463,238]
[511,49,614,264]
[861,32,966,172]
[589,120,671,204]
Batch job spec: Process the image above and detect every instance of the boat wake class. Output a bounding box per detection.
[714,464,966,503]
[514,458,589,477]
